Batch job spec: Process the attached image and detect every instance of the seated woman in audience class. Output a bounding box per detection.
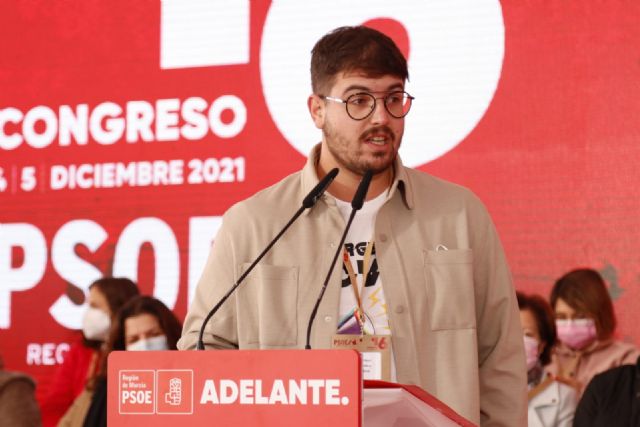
[78,296,182,427]
[41,277,138,427]
[518,291,576,427]
[547,268,640,398]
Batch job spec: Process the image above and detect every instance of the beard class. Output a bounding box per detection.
[322,121,399,176]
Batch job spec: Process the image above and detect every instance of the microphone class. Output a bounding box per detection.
[305,170,373,349]
[196,167,339,350]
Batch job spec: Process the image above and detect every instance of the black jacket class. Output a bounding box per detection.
[574,355,640,426]
[82,377,107,427]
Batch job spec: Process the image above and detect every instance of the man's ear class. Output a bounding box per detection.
[308,94,325,129]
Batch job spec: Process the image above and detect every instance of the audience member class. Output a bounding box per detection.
[573,355,640,426]
[518,292,576,426]
[0,354,42,427]
[41,277,139,427]
[60,296,182,427]
[547,268,640,398]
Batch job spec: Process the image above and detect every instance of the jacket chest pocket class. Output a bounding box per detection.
[423,249,476,330]
[236,264,299,347]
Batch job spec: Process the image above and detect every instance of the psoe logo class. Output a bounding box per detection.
[166,378,182,405]
[118,369,193,415]
[157,370,193,414]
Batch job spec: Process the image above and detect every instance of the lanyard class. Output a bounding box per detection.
[342,240,375,332]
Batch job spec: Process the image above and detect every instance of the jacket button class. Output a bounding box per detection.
[379,234,388,242]
[395,305,405,314]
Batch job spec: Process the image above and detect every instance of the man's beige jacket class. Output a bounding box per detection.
[179,148,527,426]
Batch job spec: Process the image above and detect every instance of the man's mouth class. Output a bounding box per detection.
[366,135,388,146]
[362,128,394,146]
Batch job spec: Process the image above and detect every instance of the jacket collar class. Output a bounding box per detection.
[300,143,414,214]
[529,378,560,409]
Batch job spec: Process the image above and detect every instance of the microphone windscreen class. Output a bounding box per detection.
[302,167,339,208]
[351,170,373,210]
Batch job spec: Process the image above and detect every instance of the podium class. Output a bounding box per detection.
[107,350,475,426]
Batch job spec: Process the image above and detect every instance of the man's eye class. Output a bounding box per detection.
[348,95,370,106]
[386,93,403,104]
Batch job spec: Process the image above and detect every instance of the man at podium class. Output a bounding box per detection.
[179,25,527,426]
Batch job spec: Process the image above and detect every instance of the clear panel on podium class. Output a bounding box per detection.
[364,380,476,427]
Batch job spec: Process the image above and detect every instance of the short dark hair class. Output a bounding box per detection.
[310,26,409,95]
[517,291,556,366]
[550,268,616,340]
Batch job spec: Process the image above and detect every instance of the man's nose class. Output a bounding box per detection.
[369,98,391,125]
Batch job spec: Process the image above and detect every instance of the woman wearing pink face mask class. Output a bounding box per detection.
[518,292,576,427]
[548,268,640,399]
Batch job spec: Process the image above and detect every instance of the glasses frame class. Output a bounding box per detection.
[320,91,415,121]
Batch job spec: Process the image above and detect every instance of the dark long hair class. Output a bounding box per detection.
[106,296,182,352]
[83,277,139,349]
[93,296,182,384]
[90,277,139,315]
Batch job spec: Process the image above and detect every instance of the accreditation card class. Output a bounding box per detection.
[331,334,392,381]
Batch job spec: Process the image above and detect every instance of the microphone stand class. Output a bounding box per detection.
[305,170,373,349]
[196,168,339,350]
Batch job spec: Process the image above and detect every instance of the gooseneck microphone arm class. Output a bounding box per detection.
[196,168,339,350]
[305,170,373,349]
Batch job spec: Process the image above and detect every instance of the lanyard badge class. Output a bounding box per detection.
[331,334,393,381]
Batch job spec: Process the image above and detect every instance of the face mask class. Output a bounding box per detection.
[126,335,169,351]
[523,335,540,371]
[82,307,111,341]
[556,318,597,350]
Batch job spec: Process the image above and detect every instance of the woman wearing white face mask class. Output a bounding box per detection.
[518,292,577,427]
[45,277,138,427]
[79,296,182,427]
[547,269,640,399]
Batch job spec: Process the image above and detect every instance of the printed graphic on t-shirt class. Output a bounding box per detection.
[337,240,390,336]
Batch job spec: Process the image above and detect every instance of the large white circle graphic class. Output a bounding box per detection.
[260,0,504,167]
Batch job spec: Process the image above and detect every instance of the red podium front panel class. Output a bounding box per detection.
[108,349,362,426]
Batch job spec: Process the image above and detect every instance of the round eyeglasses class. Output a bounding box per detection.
[320,91,414,120]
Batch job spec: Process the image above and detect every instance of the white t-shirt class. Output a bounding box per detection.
[333,190,397,381]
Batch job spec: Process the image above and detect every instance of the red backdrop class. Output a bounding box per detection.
[1,0,639,401]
